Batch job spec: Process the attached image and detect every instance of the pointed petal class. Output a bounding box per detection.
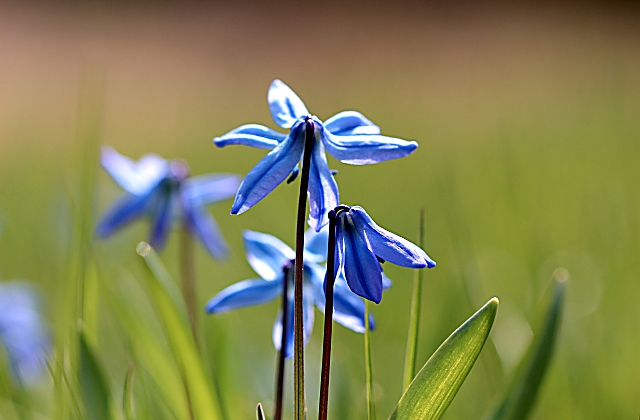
[213,124,286,150]
[243,230,294,281]
[96,192,153,238]
[324,111,381,136]
[337,213,383,304]
[182,198,229,260]
[148,193,173,250]
[101,146,168,195]
[349,206,436,268]
[307,141,339,231]
[231,122,305,214]
[182,174,242,204]
[303,225,329,263]
[332,275,375,332]
[319,125,418,165]
[268,79,309,129]
[205,278,282,313]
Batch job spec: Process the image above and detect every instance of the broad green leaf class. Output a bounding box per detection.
[486,275,565,420]
[389,297,499,420]
[123,363,136,420]
[79,332,111,420]
[137,242,222,420]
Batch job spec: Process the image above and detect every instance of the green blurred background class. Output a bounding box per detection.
[0,1,639,418]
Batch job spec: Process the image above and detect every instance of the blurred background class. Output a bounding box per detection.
[0,0,638,418]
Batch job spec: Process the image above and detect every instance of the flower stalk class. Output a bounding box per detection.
[274,261,292,420]
[180,222,198,345]
[294,117,315,420]
[318,209,338,420]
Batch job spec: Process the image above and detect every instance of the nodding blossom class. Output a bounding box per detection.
[331,205,435,304]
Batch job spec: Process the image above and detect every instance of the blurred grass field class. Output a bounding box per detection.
[0,1,639,419]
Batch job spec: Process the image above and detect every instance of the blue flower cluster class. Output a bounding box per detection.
[97,146,240,259]
[205,228,389,358]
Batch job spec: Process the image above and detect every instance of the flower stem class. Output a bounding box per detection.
[402,208,425,390]
[180,222,198,346]
[318,210,338,420]
[364,300,376,420]
[274,262,292,420]
[294,118,315,420]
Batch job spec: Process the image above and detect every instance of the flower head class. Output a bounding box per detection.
[331,205,436,304]
[205,228,388,358]
[97,146,241,259]
[214,79,419,231]
[0,281,50,386]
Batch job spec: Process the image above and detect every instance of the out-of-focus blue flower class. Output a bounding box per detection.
[214,79,419,231]
[332,206,436,304]
[205,228,388,358]
[0,281,50,386]
[97,146,241,259]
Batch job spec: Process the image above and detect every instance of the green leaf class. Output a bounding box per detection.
[256,403,266,420]
[403,209,426,391]
[79,332,111,420]
[486,275,565,420]
[123,363,136,420]
[136,242,222,420]
[389,297,499,420]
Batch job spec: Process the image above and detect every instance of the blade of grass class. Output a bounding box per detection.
[389,297,499,420]
[403,209,426,391]
[364,300,376,420]
[105,269,189,418]
[123,363,136,420]
[54,67,105,420]
[486,272,566,420]
[137,242,222,420]
[79,332,111,420]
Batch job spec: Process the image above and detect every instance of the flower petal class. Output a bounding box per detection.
[182,174,242,204]
[337,213,383,304]
[268,79,309,129]
[319,125,418,165]
[350,206,436,268]
[307,141,339,231]
[243,230,294,281]
[324,111,381,136]
[312,263,374,333]
[332,274,375,332]
[205,278,282,313]
[182,198,229,260]
[101,146,168,195]
[303,226,329,263]
[231,122,305,214]
[213,124,286,150]
[148,194,173,250]
[96,192,154,238]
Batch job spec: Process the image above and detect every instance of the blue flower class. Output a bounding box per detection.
[332,206,436,304]
[97,146,241,259]
[0,281,50,386]
[214,79,419,231]
[205,228,388,358]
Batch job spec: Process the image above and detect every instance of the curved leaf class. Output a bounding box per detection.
[389,298,499,420]
[137,242,222,420]
[486,277,565,420]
